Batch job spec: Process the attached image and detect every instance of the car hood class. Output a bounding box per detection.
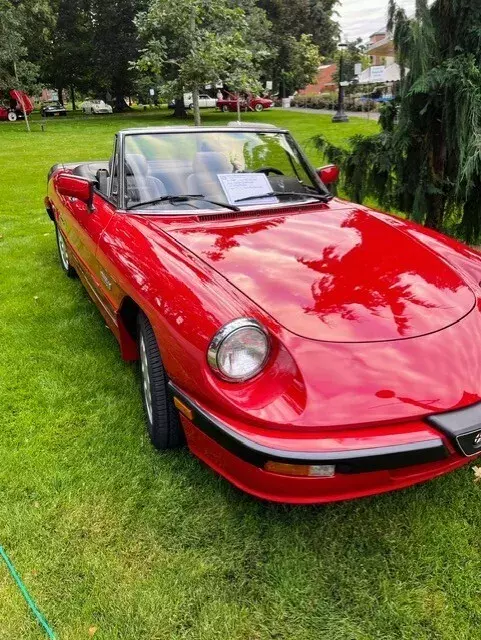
[164,205,476,343]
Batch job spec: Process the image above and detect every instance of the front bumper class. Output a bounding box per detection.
[170,383,480,504]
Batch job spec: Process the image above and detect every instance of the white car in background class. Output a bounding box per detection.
[81,99,113,114]
[189,94,217,109]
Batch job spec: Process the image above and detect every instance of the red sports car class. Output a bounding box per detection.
[216,95,273,112]
[0,89,34,122]
[45,123,481,504]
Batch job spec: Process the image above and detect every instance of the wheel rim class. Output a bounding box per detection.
[255,104,263,112]
[57,229,70,271]
[140,334,153,424]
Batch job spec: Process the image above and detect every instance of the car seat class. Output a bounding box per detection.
[186,152,233,199]
[125,153,167,206]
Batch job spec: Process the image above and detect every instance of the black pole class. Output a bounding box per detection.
[332,45,349,123]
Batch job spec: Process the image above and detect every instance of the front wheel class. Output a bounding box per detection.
[7,111,17,122]
[254,103,264,112]
[138,312,184,450]
[55,224,76,277]
[221,105,229,112]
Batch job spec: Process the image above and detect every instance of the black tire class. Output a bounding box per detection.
[221,105,229,112]
[254,103,264,112]
[137,311,184,450]
[188,103,193,110]
[55,223,76,277]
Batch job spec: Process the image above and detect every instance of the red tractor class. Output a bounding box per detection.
[0,89,34,122]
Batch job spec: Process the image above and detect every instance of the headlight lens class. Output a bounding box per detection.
[207,318,270,381]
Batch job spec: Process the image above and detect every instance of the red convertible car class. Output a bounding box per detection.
[216,94,273,112]
[45,123,481,504]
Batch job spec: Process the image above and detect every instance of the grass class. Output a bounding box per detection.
[1,108,481,640]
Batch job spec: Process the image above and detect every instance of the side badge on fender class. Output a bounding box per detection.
[100,269,113,291]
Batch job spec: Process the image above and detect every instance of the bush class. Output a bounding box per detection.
[291,93,380,112]
[291,93,338,110]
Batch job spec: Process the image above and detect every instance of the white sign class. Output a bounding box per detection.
[218,173,278,207]
[354,63,362,76]
[265,80,273,91]
[370,66,385,82]
[149,88,155,96]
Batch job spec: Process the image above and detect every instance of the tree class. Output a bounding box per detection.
[279,34,321,97]
[91,0,145,110]
[0,0,39,130]
[41,0,93,108]
[258,0,339,93]
[135,0,267,125]
[313,0,481,243]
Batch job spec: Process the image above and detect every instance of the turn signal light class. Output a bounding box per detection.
[173,397,194,420]
[264,461,335,477]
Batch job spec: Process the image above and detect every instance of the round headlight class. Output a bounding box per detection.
[207,318,270,381]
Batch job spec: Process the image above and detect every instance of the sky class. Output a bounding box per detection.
[338,0,416,41]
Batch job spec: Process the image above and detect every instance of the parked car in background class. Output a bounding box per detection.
[168,93,217,109]
[81,99,113,115]
[45,122,481,504]
[188,94,217,109]
[41,101,67,117]
[216,94,274,112]
[0,89,34,122]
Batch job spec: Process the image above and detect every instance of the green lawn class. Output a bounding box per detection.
[1,109,480,640]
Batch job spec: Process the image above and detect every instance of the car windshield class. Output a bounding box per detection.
[122,130,322,211]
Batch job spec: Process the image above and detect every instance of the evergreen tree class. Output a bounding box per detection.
[314,0,481,242]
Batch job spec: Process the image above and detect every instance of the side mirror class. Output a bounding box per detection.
[317,164,340,186]
[56,173,94,211]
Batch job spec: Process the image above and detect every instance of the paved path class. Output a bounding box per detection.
[275,106,380,121]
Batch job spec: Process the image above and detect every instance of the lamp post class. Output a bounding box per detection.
[332,42,349,123]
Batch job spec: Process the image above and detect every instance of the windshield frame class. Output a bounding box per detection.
[117,127,330,213]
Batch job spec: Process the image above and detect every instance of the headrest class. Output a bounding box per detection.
[125,153,149,176]
[193,152,232,175]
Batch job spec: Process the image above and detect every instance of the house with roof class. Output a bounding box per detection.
[298,64,337,95]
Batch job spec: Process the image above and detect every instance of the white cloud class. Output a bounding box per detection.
[338,0,417,41]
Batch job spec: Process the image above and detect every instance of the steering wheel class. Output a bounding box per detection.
[253,166,284,176]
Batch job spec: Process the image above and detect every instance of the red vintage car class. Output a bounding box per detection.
[216,94,273,112]
[0,89,34,122]
[45,123,481,504]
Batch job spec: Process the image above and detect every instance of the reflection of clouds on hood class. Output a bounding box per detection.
[338,0,417,40]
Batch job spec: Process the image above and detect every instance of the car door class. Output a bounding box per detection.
[57,141,118,298]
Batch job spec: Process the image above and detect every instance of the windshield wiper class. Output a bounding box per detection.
[234,191,331,204]
[127,194,240,212]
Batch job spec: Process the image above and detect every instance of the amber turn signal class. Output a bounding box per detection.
[173,397,194,420]
[264,461,335,477]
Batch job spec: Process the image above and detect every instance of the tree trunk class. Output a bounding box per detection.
[71,85,76,111]
[236,92,241,122]
[57,86,64,105]
[192,86,201,126]
[173,97,187,118]
[425,194,445,230]
[114,94,129,112]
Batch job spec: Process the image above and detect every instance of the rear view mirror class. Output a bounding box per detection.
[56,173,94,210]
[317,164,340,186]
